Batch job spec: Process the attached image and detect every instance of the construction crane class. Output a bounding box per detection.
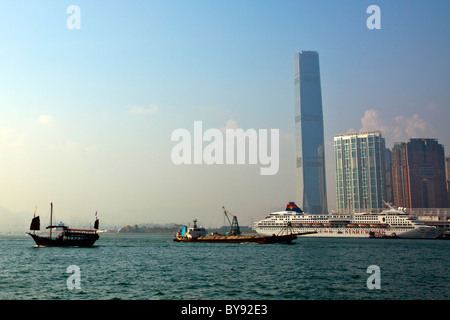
[222,206,241,236]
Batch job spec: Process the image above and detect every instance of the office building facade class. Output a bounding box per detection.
[446,155,450,205]
[392,139,448,208]
[334,131,386,213]
[294,51,327,214]
[384,148,394,204]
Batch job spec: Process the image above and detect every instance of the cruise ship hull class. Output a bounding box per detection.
[254,203,443,240]
[255,226,441,239]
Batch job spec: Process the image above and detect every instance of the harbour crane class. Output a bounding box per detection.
[222,206,241,236]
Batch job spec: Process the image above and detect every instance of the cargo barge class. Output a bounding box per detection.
[173,212,316,244]
[173,232,316,244]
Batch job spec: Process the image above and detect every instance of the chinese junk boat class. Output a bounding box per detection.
[27,203,100,247]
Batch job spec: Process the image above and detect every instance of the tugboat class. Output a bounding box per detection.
[174,219,207,241]
[27,203,100,247]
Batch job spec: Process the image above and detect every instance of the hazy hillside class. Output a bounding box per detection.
[0,207,32,234]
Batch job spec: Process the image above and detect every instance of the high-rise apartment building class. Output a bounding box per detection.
[446,155,450,205]
[384,148,394,204]
[392,139,448,208]
[334,131,386,213]
[294,51,327,214]
[391,142,409,208]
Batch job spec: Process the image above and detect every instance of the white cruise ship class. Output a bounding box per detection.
[254,202,442,239]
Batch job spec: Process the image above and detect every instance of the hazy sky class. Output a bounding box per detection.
[0,0,449,229]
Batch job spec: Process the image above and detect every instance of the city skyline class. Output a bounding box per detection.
[0,1,449,229]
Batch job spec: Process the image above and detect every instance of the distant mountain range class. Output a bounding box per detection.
[0,207,31,234]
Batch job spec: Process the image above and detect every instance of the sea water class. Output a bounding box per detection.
[0,234,448,300]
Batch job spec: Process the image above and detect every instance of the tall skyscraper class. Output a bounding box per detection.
[294,51,327,214]
[334,131,386,213]
[392,139,448,208]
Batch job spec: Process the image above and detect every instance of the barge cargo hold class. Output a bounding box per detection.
[173,218,316,244]
[173,232,317,244]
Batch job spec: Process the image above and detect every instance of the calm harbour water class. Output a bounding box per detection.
[0,234,448,300]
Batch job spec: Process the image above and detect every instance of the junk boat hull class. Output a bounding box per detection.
[28,231,99,247]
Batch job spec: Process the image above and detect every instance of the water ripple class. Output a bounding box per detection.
[0,234,448,300]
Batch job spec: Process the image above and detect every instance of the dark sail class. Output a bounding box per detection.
[94,218,99,230]
[30,216,40,231]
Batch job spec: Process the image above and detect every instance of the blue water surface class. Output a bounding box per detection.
[0,234,448,300]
